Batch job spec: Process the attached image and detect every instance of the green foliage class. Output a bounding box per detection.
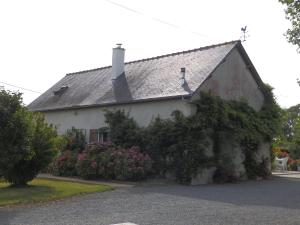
[48,128,87,176]
[104,110,143,148]
[64,127,86,152]
[50,150,78,176]
[279,0,300,50]
[0,90,57,186]
[104,87,280,183]
[107,146,152,181]
[274,103,300,159]
[51,141,153,181]
[290,117,300,158]
[145,111,212,183]
[76,143,113,179]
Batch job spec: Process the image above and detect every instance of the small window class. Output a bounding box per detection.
[89,127,110,143]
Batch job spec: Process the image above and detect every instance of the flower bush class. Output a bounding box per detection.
[75,143,152,181]
[76,142,114,179]
[50,150,77,176]
[108,146,152,181]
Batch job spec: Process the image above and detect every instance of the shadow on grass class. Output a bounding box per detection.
[0,184,56,206]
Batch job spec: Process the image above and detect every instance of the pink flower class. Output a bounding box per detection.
[91,161,97,169]
[77,153,86,161]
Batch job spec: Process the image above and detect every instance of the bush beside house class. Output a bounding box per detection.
[50,141,152,181]
[0,90,58,186]
[49,89,280,184]
[105,91,280,184]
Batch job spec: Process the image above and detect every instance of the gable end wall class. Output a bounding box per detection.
[197,48,265,111]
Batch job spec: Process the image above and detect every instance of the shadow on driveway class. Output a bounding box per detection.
[130,177,300,210]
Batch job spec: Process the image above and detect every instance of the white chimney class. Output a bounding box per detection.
[112,44,125,80]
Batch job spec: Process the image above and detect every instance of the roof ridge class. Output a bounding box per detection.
[125,40,240,65]
[66,40,240,76]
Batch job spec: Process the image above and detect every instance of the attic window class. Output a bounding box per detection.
[53,85,68,96]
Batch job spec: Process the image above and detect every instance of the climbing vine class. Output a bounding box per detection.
[104,85,281,183]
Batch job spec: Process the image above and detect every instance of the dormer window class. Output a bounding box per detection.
[53,85,68,96]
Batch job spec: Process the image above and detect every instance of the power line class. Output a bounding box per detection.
[105,0,209,38]
[0,81,42,94]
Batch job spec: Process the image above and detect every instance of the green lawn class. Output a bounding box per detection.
[0,178,112,206]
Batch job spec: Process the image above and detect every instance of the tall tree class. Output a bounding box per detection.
[279,0,300,50]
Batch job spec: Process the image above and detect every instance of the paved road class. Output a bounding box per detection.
[1,177,300,225]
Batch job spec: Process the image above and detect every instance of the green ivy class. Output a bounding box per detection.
[104,86,280,183]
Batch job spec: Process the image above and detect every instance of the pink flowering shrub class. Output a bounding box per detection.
[76,142,114,179]
[107,146,152,181]
[76,142,152,181]
[50,150,77,176]
[49,140,152,181]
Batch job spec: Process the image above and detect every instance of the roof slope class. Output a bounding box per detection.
[28,41,239,111]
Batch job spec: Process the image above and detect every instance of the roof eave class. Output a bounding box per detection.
[30,94,192,112]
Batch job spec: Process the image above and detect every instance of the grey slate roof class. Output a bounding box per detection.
[28,41,240,111]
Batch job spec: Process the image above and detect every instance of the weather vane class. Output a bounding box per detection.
[240,26,249,42]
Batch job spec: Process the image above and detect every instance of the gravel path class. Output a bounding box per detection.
[1,177,300,225]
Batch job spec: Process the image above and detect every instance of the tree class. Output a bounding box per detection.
[279,0,300,50]
[274,103,300,158]
[0,90,58,186]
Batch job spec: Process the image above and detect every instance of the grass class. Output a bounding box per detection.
[0,178,112,207]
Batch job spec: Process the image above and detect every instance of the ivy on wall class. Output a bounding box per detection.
[104,86,281,184]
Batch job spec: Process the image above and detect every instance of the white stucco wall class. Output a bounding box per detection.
[44,98,194,141]
[198,48,265,111]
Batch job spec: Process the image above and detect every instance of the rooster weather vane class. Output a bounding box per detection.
[240,26,249,42]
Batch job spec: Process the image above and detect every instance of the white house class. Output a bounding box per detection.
[28,41,266,143]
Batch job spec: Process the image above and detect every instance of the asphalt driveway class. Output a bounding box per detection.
[1,177,300,225]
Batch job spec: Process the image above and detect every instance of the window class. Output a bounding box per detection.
[89,127,109,143]
[66,128,86,138]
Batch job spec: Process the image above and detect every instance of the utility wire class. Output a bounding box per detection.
[0,81,42,94]
[105,0,209,38]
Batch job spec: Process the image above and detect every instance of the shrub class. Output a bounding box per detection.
[104,88,280,183]
[0,90,58,186]
[75,153,98,179]
[109,146,152,181]
[64,127,86,152]
[104,110,143,148]
[76,142,114,179]
[51,150,77,176]
[49,128,87,177]
[75,143,152,181]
